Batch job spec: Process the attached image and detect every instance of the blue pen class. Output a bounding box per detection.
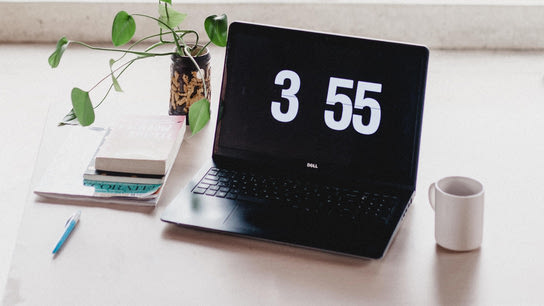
[52,211,81,255]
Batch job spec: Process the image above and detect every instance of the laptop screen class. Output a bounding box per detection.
[213,22,428,188]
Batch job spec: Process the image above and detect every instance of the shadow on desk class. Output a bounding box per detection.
[161,223,370,267]
[34,196,156,215]
[433,245,482,304]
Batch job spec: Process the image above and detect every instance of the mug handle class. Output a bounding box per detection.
[428,182,436,210]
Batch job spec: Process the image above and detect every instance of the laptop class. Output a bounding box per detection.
[161,21,429,259]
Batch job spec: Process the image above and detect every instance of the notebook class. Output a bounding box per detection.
[161,21,429,259]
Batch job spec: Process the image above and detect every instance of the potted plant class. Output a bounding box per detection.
[48,0,228,134]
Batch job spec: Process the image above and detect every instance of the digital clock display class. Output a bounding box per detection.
[214,22,428,187]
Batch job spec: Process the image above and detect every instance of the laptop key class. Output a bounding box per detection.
[197,183,210,189]
[226,192,238,200]
[209,185,220,191]
[216,191,228,198]
[201,179,218,185]
[205,174,219,181]
[193,187,207,194]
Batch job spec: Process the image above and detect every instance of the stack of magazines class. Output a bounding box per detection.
[34,115,186,206]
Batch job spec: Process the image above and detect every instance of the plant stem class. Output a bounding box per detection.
[71,41,175,57]
[184,46,208,100]
[164,1,169,20]
[87,57,139,93]
[112,33,160,66]
[118,31,180,60]
[132,13,185,55]
[94,59,138,108]
[195,41,212,57]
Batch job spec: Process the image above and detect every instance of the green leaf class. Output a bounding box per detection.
[58,109,78,126]
[112,11,136,47]
[109,59,123,92]
[111,74,122,92]
[189,98,210,135]
[71,88,95,126]
[204,14,228,47]
[48,37,69,68]
[158,4,186,30]
[159,0,172,4]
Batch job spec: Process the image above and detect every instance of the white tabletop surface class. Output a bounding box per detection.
[2,44,544,305]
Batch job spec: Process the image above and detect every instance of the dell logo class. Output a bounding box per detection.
[306,162,318,169]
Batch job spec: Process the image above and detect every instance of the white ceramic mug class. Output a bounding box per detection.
[429,176,484,251]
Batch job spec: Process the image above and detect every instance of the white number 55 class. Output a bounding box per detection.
[324,77,382,135]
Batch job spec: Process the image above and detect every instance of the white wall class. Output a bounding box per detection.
[1,1,544,49]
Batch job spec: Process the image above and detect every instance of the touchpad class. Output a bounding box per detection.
[223,202,296,238]
[162,192,237,228]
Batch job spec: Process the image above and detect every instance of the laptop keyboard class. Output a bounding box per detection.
[192,167,399,224]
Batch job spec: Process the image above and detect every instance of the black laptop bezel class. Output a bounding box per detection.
[212,21,428,191]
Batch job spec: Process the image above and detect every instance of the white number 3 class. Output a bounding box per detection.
[271,70,300,123]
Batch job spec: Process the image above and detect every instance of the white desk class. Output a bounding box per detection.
[2,45,544,305]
